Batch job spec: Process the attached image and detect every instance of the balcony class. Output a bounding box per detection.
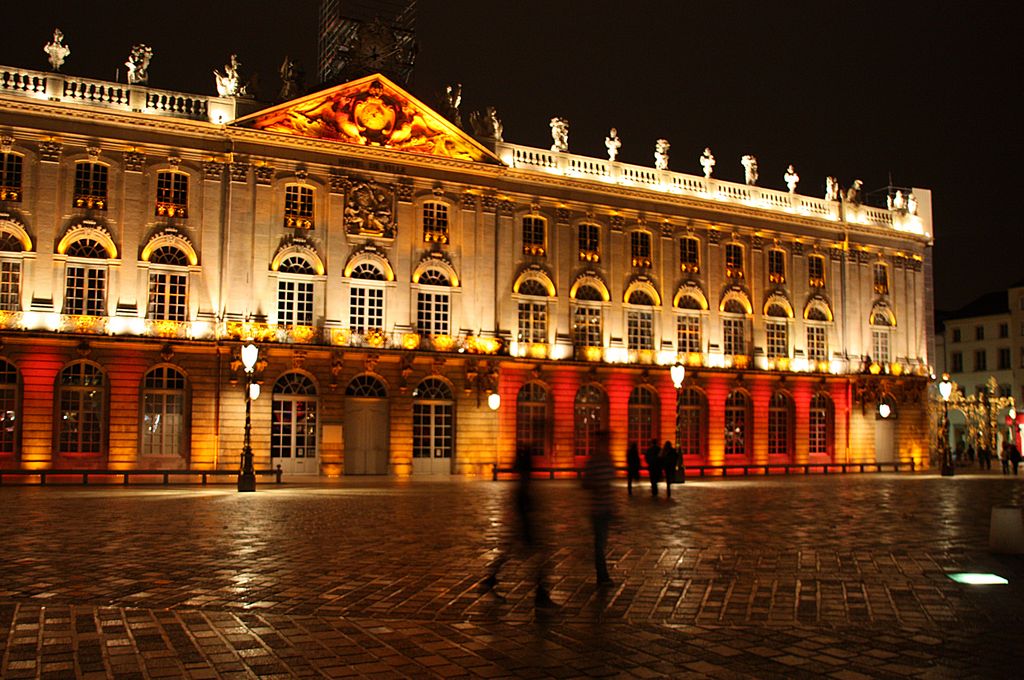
[156,202,188,219]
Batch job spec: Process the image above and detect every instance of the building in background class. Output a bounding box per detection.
[317,0,416,86]
[0,51,936,477]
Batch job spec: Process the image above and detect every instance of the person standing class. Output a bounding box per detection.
[584,432,616,587]
[999,443,1010,475]
[1010,442,1022,475]
[644,438,662,497]
[626,442,641,496]
[661,440,678,498]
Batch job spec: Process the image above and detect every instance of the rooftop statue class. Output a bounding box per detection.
[442,83,462,128]
[845,179,863,204]
[700,147,715,178]
[888,190,906,211]
[469,106,503,141]
[784,165,800,193]
[279,56,301,102]
[550,117,569,153]
[654,139,670,170]
[125,44,153,85]
[605,128,621,162]
[43,28,70,72]
[907,192,918,215]
[215,54,247,97]
[825,176,840,201]
[741,155,758,185]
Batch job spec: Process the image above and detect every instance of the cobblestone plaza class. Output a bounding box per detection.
[1,473,1022,678]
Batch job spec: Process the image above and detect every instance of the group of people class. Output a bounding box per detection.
[953,440,1022,474]
[626,439,684,497]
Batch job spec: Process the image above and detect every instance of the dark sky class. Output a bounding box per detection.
[2,1,1019,311]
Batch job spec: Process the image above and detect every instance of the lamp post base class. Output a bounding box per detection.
[237,472,257,492]
[238,445,256,492]
[940,461,955,477]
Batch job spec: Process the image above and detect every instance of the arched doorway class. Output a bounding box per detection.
[272,372,319,476]
[627,386,659,453]
[516,382,549,461]
[574,384,607,460]
[412,377,455,475]
[344,374,389,475]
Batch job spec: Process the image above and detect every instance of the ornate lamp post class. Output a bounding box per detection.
[670,362,686,484]
[938,373,954,477]
[237,343,260,492]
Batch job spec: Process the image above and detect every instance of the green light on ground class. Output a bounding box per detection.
[947,573,1008,585]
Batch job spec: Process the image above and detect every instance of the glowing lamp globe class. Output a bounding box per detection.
[670,363,686,389]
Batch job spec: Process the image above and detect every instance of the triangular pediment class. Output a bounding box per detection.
[233,74,500,164]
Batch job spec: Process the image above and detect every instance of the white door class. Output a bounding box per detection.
[875,418,896,463]
[344,399,389,474]
[271,373,319,476]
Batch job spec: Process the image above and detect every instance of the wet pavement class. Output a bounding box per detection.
[1,472,1022,678]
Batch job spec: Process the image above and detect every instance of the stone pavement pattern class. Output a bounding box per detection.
[0,474,1022,678]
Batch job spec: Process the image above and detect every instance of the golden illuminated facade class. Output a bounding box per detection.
[0,64,936,476]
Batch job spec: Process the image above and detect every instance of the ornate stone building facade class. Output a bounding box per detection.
[0,63,935,477]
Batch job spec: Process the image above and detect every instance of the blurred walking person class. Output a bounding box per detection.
[644,438,662,497]
[584,432,616,587]
[626,442,641,496]
[661,440,679,498]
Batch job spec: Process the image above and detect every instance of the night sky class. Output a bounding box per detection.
[1,1,1018,312]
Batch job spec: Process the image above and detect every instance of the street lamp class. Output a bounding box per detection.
[878,402,891,419]
[938,373,954,477]
[670,362,686,484]
[237,343,260,492]
[487,392,501,411]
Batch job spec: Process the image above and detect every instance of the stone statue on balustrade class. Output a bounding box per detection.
[845,179,863,204]
[469,107,503,142]
[887,190,907,211]
[700,147,715,178]
[825,176,840,201]
[215,55,247,97]
[550,117,569,152]
[907,193,918,215]
[605,128,621,162]
[279,56,302,102]
[741,155,758,185]
[784,165,800,193]
[44,28,70,72]
[441,83,463,127]
[654,139,670,170]
[125,45,153,85]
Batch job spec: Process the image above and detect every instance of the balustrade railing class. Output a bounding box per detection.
[62,78,130,106]
[0,68,46,94]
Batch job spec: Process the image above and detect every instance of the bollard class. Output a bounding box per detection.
[989,505,1024,554]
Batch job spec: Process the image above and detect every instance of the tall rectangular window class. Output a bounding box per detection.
[871,329,890,363]
[725,243,743,279]
[723,318,745,356]
[572,305,602,347]
[578,223,599,262]
[349,286,384,332]
[677,314,701,353]
[277,279,314,326]
[518,302,547,343]
[0,261,20,311]
[974,350,986,371]
[998,347,1010,370]
[951,351,963,373]
[975,325,984,341]
[630,231,651,268]
[522,216,545,256]
[680,237,699,273]
[74,162,108,210]
[807,326,827,361]
[284,184,315,229]
[766,322,788,358]
[873,263,889,295]
[627,310,654,350]
[65,266,106,316]
[768,250,785,284]
[808,255,825,287]
[147,272,187,321]
[417,290,451,336]
[155,171,188,218]
[0,152,23,201]
[952,328,961,343]
[422,201,449,243]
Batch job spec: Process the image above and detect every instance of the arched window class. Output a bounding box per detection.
[416,269,451,336]
[64,238,109,316]
[627,290,655,350]
[349,262,385,333]
[768,392,793,457]
[628,386,658,452]
[809,393,834,456]
[146,245,189,321]
[272,372,318,464]
[725,390,750,456]
[0,226,25,312]
[345,374,388,398]
[155,170,188,218]
[765,303,789,359]
[677,387,706,458]
[284,184,315,229]
[73,161,108,210]
[517,279,549,344]
[422,201,449,243]
[141,366,187,457]
[516,382,548,458]
[574,284,603,302]
[1,152,23,202]
[277,255,316,326]
[522,215,546,256]
[412,377,454,464]
[574,384,606,458]
[57,362,105,455]
[0,359,18,455]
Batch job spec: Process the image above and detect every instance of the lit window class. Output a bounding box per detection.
[680,237,699,273]
[873,263,889,295]
[284,184,315,229]
[0,260,21,311]
[277,256,315,326]
[808,255,825,287]
[766,321,788,358]
[676,387,705,457]
[142,366,187,457]
[627,386,658,453]
[0,152,23,202]
[631,231,652,268]
[578,223,600,262]
[768,250,785,284]
[809,393,833,455]
[723,317,745,356]
[725,243,744,279]
[573,305,602,348]
[146,246,189,321]
[0,359,18,455]
[57,362,105,455]
[518,302,547,343]
[412,378,453,461]
[768,392,793,456]
[422,201,449,243]
[64,238,108,316]
[516,382,548,458]
[627,290,654,350]
[725,390,749,456]
[272,373,319,463]
[807,325,827,361]
[677,314,702,353]
[416,271,451,336]
[155,171,188,218]
[522,216,545,256]
[574,384,606,458]
[73,162,108,210]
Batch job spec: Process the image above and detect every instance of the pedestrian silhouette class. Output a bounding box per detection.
[483,445,557,608]
[584,432,616,586]
[644,438,662,497]
[1010,442,1021,475]
[661,440,678,498]
[626,442,641,496]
